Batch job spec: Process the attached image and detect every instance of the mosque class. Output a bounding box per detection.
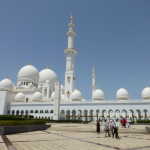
[0,16,150,121]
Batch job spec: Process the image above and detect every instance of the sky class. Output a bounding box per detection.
[0,0,150,100]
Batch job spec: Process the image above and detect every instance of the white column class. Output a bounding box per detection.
[92,65,97,101]
[93,111,97,122]
[53,82,61,120]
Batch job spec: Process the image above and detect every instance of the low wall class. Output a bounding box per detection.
[0,124,50,135]
[145,126,150,134]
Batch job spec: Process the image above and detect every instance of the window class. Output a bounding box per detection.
[26,98,29,102]
[35,110,38,113]
[30,110,33,113]
[40,110,44,113]
[44,89,47,97]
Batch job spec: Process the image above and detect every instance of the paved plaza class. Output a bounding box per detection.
[0,123,150,150]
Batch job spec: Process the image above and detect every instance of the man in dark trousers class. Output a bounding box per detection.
[114,119,120,138]
[96,121,100,134]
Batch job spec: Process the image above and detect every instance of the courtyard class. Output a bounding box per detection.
[0,123,150,150]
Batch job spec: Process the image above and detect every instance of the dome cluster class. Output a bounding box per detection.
[17,65,58,89]
[1,64,150,102]
[92,87,150,101]
[92,88,130,101]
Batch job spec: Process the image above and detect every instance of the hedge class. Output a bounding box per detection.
[136,120,150,123]
[0,115,34,120]
[0,120,46,126]
[0,115,26,120]
[46,120,90,123]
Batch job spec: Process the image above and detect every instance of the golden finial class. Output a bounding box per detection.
[70,14,74,22]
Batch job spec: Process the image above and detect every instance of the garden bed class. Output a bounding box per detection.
[0,115,50,135]
[0,124,50,135]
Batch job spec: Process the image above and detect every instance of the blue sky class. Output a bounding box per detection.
[0,0,150,100]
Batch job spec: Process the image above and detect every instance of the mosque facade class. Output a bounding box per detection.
[0,17,150,121]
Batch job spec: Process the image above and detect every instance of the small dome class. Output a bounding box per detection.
[51,91,55,101]
[39,68,58,84]
[142,87,150,100]
[32,92,42,101]
[93,89,104,100]
[18,65,39,83]
[71,89,82,101]
[0,78,13,90]
[116,88,129,100]
[61,94,65,101]
[15,92,25,102]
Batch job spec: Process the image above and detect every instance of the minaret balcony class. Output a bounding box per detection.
[64,48,77,54]
[67,31,76,36]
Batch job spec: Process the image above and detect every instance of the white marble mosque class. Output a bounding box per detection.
[0,16,150,121]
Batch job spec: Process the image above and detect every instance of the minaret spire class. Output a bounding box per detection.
[92,65,97,101]
[64,16,77,101]
[70,14,74,22]
[65,14,76,49]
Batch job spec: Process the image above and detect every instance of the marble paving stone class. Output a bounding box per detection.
[0,123,149,150]
[0,143,7,150]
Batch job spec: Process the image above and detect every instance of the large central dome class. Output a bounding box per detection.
[39,68,58,84]
[18,65,39,83]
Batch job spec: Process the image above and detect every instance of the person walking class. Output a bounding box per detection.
[114,119,120,139]
[96,121,100,134]
[104,120,110,137]
[109,120,114,138]
[127,118,131,128]
[122,118,127,128]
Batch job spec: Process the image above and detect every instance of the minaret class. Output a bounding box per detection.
[64,15,77,101]
[92,65,97,101]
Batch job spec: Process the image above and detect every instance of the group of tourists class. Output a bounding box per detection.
[96,119,120,139]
